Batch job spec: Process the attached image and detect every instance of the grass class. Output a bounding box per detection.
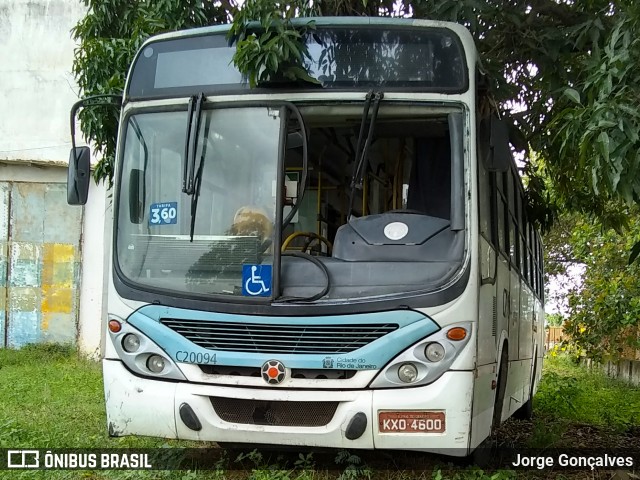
[0,346,639,479]
[533,355,640,435]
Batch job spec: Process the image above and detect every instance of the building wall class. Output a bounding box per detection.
[0,0,106,356]
[0,0,87,162]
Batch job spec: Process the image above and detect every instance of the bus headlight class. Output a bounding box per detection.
[122,333,141,353]
[425,342,445,362]
[398,363,418,383]
[147,355,166,373]
[370,322,472,389]
[108,319,186,381]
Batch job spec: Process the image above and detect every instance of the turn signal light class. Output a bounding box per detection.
[446,327,467,341]
[108,319,122,333]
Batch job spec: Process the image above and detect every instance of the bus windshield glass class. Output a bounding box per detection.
[116,107,280,297]
[127,26,467,98]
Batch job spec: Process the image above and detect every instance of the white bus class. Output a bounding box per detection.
[68,17,545,455]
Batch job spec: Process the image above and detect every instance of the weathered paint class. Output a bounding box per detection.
[2,182,82,348]
[0,0,87,163]
[0,184,8,344]
[0,0,107,354]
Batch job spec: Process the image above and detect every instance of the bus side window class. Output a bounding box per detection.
[495,173,509,258]
[508,170,519,270]
[477,146,491,240]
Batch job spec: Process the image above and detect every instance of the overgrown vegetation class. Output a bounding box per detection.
[1,346,639,479]
[534,356,640,433]
[544,212,640,362]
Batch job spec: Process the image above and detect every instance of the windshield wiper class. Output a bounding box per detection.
[347,90,383,219]
[182,93,205,241]
[183,93,204,195]
[189,115,211,242]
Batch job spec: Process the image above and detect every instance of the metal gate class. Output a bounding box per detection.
[0,182,83,348]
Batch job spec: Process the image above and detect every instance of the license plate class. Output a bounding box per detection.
[378,411,445,433]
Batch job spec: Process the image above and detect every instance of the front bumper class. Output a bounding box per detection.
[104,359,473,454]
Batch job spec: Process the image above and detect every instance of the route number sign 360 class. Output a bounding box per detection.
[149,202,178,226]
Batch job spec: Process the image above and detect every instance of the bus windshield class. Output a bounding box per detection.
[116,107,280,296]
[115,102,466,303]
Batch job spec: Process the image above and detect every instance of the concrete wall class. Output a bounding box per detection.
[585,358,640,386]
[0,0,106,356]
[0,0,87,163]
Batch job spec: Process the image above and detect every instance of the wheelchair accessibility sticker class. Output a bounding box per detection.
[242,264,272,297]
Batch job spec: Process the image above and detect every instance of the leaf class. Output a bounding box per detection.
[629,240,640,264]
[286,65,320,84]
[563,88,582,105]
[597,131,610,165]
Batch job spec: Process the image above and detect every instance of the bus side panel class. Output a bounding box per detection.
[469,363,495,449]
[503,359,529,418]
[471,237,499,448]
[477,238,497,366]
[532,298,545,395]
[508,270,520,362]
[494,255,510,425]
[518,284,534,360]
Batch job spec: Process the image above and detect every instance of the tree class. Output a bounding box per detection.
[71,0,231,185]
[544,211,640,362]
[72,0,640,230]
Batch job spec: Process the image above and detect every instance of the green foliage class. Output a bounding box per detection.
[334,450,372,480]
[548,4,640,211]
[411,0,640,232]
[534,355,640,432]
[543,209,640,361]
[231,450,318,480]
[534,370,579,418]
[227,1,318,87]
[71,0,229,185]
[545,313,564,327]
[526,418,566,449]
[561,213,640,362]
[432,468,516,480]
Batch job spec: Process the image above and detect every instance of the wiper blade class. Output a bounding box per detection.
[183,93,204,195]
[189,115,211,243]
[181,92,205,241]
[347,90,383,218]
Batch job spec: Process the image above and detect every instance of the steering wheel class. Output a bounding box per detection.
[282,231,333,255]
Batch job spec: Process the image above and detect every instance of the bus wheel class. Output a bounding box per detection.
[492,346,508,431]
[514,395,533,420]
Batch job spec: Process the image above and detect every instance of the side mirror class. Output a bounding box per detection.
[480,116,512,172]
[128,169,144,224]
[67,146,91,205]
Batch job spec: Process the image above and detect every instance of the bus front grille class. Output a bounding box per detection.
[210,397,338,427]
[198,365,357,379]
[160,319,398,354]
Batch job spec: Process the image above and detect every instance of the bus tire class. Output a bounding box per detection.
[514,396,533,420]
[492,345,508,431]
